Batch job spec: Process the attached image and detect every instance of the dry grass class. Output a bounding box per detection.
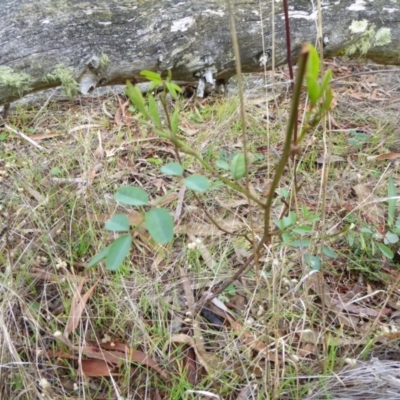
[1,62,400,400]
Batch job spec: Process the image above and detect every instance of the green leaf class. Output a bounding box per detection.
[140,70,163,84]
[125,81,149,118]
[373,231,384,240]
[28,301,41,314]
[360,233,366,250]
[171,108,179,134]
[279,188,290,199]
[385,231,399,244]
[290,239,311,248]
[166,81,178,99]
[0,133,7,141]
[105,234,132,271]
[376,242,394,259]
[388,175,397,227]
[170,83,182,93]
[306,45,320,80]
[273,219,284,230]
[306,76,320,106]
[292,225,312,235]
[167,69,172,83]
[360,227,373,234]
[154,129,170,139]
[209,180,224,190]
[183,175,210,192]
[323,87,333,111]
[348,232,355,247]
[51,167,62,176]
[149,81,160,91]
[115,186,149,206]
[230,153,247,180]
[282,212,297,228]
[348,131,370,148]
[148,94,162,128]
[322,246,338,258]
[145,208,174,244]
[161,162,184,176]
[216,160,230,170]
[147,157,163,166]
[224,284,236,296]
[320,69,332,96]
[304,254,321,270]
[301,205,320,222]
[86,246,110,269]
[105,214,130,232]
[281,232,292,244]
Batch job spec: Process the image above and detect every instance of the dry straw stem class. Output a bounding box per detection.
[307,359,400,400]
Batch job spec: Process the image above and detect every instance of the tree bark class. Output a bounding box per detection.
[0,0,399,106]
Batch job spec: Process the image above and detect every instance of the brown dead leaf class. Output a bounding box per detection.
[78,346,125,365]
[229,293,246,310]
[29,131,61,141]
[51,333,168,380]
[115,96,132,126]
[47,349,79,360]
[236,383,257,400]
[347,91,364,100]
[98,341,168,380]
[296,343,317,358]
[80,359,115,377]
[87,162,103,185]
[24,184,46,203]
[64,279,99,338]
[183,346,198,386]
[154,390,163,400]
[79,345,169,380]
[128,349,169,380]
[180,126,199,136]
[169,334,220,374]
[368,152,400,161]
[151,252,166,270]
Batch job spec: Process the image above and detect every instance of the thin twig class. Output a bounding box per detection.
[5,124,47,151]
[316,0,328,341]
[331,68,400,84]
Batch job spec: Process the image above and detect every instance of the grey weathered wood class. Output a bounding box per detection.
[0,0,399,106]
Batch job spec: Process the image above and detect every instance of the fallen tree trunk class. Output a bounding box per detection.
[0,0,399,106]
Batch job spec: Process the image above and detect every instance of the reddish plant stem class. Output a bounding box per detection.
[282,0,298,146]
